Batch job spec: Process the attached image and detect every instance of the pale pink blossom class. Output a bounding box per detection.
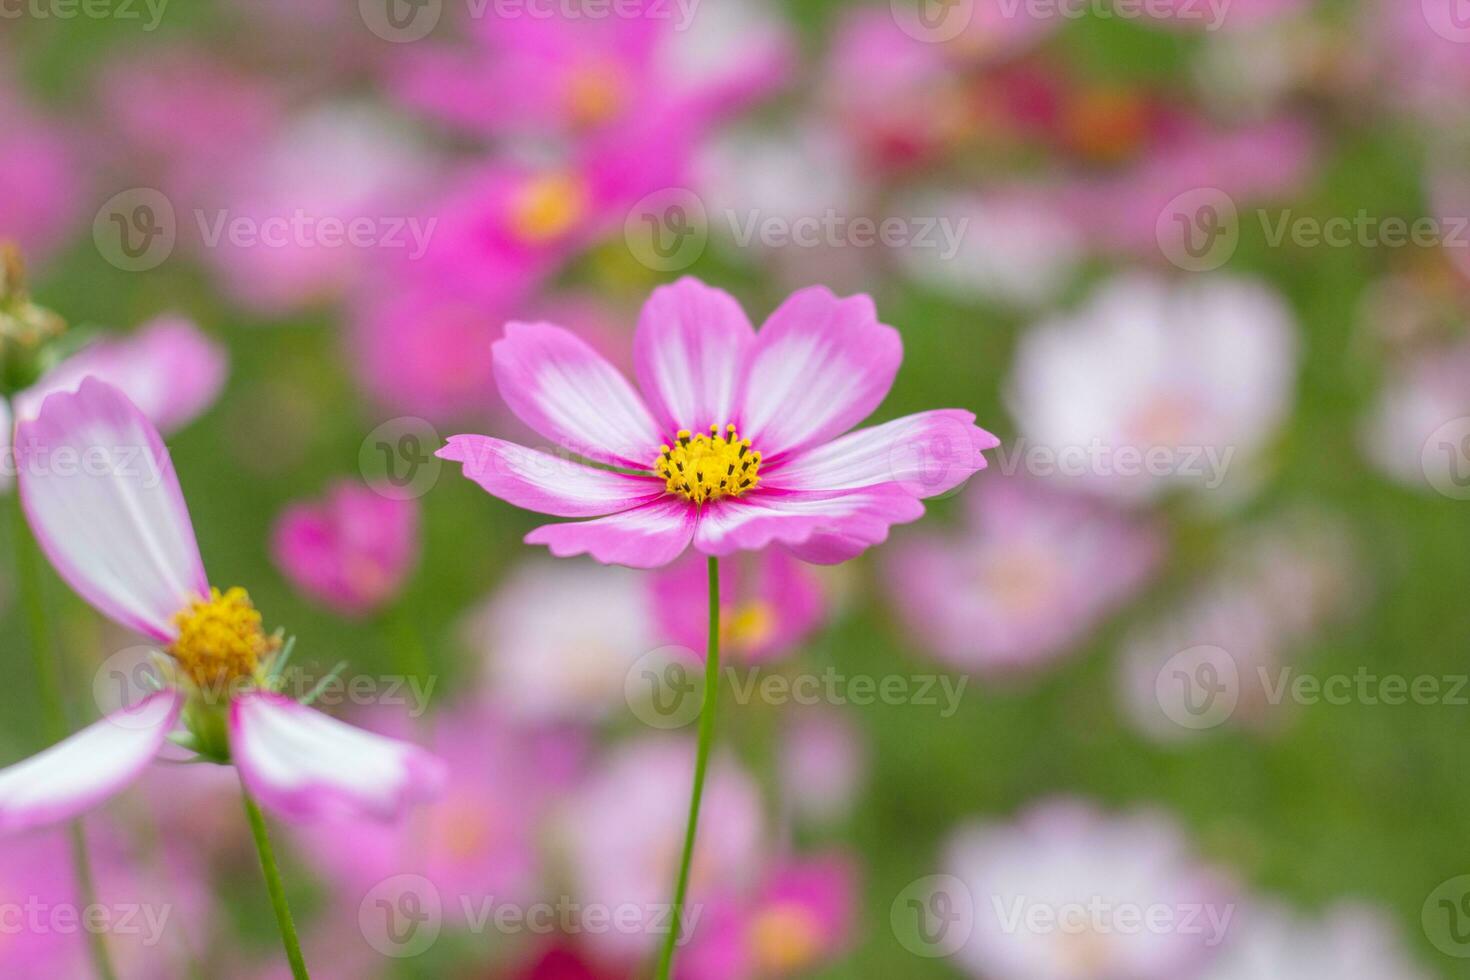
[679,854,857,980]
[1360,340,1470,490]
[0,380,444,833]
[945,798,1236,980]
[1007,274,1298,502]
[778,708,866,828]
[440,277,997,568]
[464,559,654,724]
[271,481,419,618]
[885,474,1162,674]
[1198,902,1431,980]
[0,87,84,263]
[562,736,765,963]
[649,549,827,663]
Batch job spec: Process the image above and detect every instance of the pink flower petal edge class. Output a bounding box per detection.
[16,378,210,641]
[634,277,754,437]
[438,435,664,518]
[0,691,182,834]
[230,692,447,823]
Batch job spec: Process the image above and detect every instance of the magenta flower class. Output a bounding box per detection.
[0,380,445,833]
[650,549,827,662]
[271,480,419,618]
[440,278,997,568]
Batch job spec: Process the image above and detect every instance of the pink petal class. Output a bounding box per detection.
[763,410,1000,498]
[493,321,662,469]
[438,435,665,517]
[0,691,181,834]
[736,287,902,459]
[231,692,446,822]
[634,277,754,434]
[16,378,209,641]
[16,316,228,434]
[525,496,696,568]
[693,487,925,560]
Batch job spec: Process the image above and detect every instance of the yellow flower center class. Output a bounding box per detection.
[748,902,824,974]
[169,587,279,691]
[725,600,775,651]
[511,172,589,244]
[655,425,761,505]
[565,60,627,127]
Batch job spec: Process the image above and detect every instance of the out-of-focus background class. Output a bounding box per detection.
[2,0,1470,977]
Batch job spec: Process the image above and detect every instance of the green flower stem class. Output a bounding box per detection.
[10,459,117,980]
[654,555,721,980]
[241,788,311,980]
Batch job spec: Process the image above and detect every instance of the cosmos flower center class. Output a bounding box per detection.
[748,902,823,973]
[655,424,762,505]
[511,172,589,244]
[565,60,626,126]
[169,587,279,690]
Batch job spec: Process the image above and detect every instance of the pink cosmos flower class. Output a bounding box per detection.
[650,549,827,663]
[0,380,445,833]
[295,705,582,922]
[13,315,228,433]
[464,559,654,724]
[885,474,1162,675]
[271,481,419,618]
[439,277,997,568]
[679,854,857,980]
[945,798,1236,980]
[1007,274,1297,502]
[392,0,792,144]
[1371,0,1470,124]
[562,736,765,964]
[1359,340,1470,490]
[1197,902,1431,980]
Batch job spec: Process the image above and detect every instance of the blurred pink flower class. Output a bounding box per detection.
[679,854,857,980]
[15,315,228,433]
[439,277,997,568]
[1371,0,1470,123]
[1062,116,1314,255]
[0,88,84,264]
[0,381,445,832]
[297,705,581,920]
[650,549,827,663]
[778,707,866,828]
[94,46,282,208]
[945,798,1236,980]
[1119,511,1361,741]
[463,558,654,725]
[392,0,792,143]
[1360,340,1470,490]
[201,105,437,316]
[562,736,765,964]
[1198,902,1430,980]
[885,474,1162,675]
[272,481,419,618]
[1007,274,1298,502]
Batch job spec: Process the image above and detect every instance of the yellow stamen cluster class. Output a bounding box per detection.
[655,424,761,505]
[169,587,279,690]
[748,902,824,974]
[511,172,589,244]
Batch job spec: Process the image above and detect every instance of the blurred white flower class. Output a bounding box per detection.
[1198,902,1431,980]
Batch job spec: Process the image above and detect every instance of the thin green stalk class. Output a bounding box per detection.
[654,556,721,980]
[11,463,117,980]
[241,788,311,980]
